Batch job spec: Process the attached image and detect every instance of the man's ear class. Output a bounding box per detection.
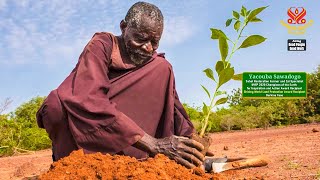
[120,20,127,34]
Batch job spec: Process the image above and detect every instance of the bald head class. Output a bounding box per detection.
[124,2,163,29]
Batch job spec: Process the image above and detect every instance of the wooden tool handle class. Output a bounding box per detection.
[231,156,268,169]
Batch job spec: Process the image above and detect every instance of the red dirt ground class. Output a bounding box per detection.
[0,123,319,180]
[39,150,217,180]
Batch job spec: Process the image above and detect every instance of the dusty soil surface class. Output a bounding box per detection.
[39,149,217,180]
[0,123,319,180]
[209,123,320,180]
[0,149,51,180]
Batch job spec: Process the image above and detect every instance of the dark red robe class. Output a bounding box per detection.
[37,32,195,160]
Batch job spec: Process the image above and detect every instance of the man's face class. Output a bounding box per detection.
[121,16,163,65]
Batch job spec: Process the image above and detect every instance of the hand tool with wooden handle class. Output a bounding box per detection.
[210,156,268,173]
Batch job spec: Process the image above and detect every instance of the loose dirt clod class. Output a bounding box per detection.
[191,133,213,155]
[39,149,226,180]
[14,161,35,177]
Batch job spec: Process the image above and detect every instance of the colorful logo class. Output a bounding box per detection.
[280,7,313,35]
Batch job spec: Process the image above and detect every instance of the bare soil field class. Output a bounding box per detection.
[0,123,319,180]
[209,123,320,179]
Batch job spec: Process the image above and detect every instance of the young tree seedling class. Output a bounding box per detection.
[199,5,268,137]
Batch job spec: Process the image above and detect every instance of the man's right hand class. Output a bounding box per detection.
[133,133,204,169]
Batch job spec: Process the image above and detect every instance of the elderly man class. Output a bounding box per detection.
[37,1,207,169]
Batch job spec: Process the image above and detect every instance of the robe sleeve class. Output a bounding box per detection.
[173,86,196,137]
[57,33,145,154]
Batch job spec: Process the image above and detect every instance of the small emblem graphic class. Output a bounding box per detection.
[287,7,306,24]
[280,7,313,35]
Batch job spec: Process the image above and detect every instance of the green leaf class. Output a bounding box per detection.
[232,73,243,81]
[215,97,228,106]
[202,102,208,115]
[226,18,232,27]
[216,90,227,96]
[239,35,266,49]
[246,10,251,16]
[218,67,235,88]
[233,11,240,19]
[201,85,211,98]
[234,20,240,31]
[215,61,224,75]
[203,68,215,81]
[250,17,262,22]
[210,28,228,40]
[247,6,268,22]
[219,37,228,61]
[240,6,247,17]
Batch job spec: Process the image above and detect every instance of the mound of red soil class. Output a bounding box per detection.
[39,150,225,180]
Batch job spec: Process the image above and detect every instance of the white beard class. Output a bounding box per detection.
[130,54,145,65]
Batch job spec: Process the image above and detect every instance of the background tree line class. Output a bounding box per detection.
[0,65,319,156]
[0,96,51,156]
